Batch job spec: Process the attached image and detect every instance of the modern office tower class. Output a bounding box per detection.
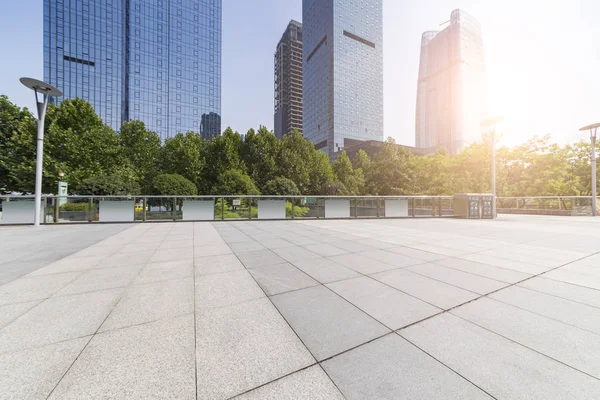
[43,0,222,141]
[302,0,383,157]
[274,20,303,139]
[415,9,488,154]
[200,112,221,140]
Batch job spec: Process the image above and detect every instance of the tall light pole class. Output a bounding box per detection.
[20,78,62,226]
[482,117,504,218]
[579,123,600,217]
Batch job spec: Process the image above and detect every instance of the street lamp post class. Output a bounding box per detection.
[19,78,62,226]
[481,116,504,218]
[579,123,600,217]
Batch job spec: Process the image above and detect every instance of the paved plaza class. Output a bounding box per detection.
[1,215,600,399]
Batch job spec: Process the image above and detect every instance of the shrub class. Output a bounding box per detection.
[286,201,309,218]
[263,177,300,196]
[212,169,260,196]
[152,174,198,196]
[60,203,90,212]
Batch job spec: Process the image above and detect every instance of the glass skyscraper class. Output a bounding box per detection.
[415,9,487,154]
[43,0,222,140]
[302,0,383,157]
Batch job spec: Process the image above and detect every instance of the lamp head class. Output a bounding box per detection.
[20,77,62,97]
[58,170,65,179]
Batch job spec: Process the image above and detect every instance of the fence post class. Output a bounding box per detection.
[172,197,177,221]
[376,198,380,218]
[248,197,252,220]
[432,198,436,216]
[221,197,225,220]
[411,199,416,217]
[54,197,59,223]
[354,199,358,218]
[438,197,443,216]
[88,198,94,222]
[143,197,147,221]
[291,200,295,219]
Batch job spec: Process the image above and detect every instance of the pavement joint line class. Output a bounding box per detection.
[405,259,519,285]
[192,223,199,400]
[474,295,600,337]
[429,258,533,284]
[537,274,600,292]
[395,331,499,400]
[221,225,338,397]
[0,300,43,332]
[513,282,600,310]
[447,311,600,382]
[43,223,177,400]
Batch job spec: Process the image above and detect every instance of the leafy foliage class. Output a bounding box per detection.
[1,96,597,199]
[152,174,198,196]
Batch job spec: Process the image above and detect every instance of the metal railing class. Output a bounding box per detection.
[0,195,455,224]
[497,196,599,216]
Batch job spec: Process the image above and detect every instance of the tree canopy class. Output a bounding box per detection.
[0,96,596,198]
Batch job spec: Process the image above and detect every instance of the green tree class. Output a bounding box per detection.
[332,151,363,195]
[276,130,313,193]
[204,127,245,191]
[307,151,334,195]
[241,126,280,191]
[0,95,37,193]
[118,120,161,190]
[152,173,198,196]
[161,131,206,192]
[212,169,260,195]
[263,177,301,196]
[74,164,141,196]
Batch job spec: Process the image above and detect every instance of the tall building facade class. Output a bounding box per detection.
[302,0,383,157]
[43,0,222,141]
[274,20,303,139]
[415,9,487,154]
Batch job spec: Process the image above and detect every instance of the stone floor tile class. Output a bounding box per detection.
[519,277,600,308]
[327,277,441,330]
[292,257,361,284]
[304,243,349,257]
[196,298,314,399]
[194,243,233,257]
[323,334,492,400]
[233,365,344,400]
[26,256,103,276]
[490,285,600,334]
[0,300,41,329]
[53,264,143,297]
[271,286,389,361]
[272,246,321,263]
[0,272,81,306]
[133,259,194,285]
[49,315,195,400]
[99,251,154,268]
[452,297,600,377]
[460,254,551,275]
[149,247,194,263]
[195,254,245,275]
[541,269,600,290]
[400,313,600,399]
[433,257,531,283]
[0,337,90,400]
[229,241,266,254]
[405,263,509,295]
[196,269,265,309]
[236,249,288,269]
[372,268,479,309]
[358,250,426,269]
[0,288,123,353]
[328,253,398,275]
[259,238,296,250]
[385,246,449,262]
[248,263,319,296]
[100,277,194,332]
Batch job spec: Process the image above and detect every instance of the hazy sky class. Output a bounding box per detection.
[0,0,598,147]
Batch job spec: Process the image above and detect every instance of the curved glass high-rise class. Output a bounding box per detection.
[44,0,222,140]
[415,9,487,154]
[302,0,383,157]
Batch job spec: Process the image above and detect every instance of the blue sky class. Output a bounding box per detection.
[1,0,598,147]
